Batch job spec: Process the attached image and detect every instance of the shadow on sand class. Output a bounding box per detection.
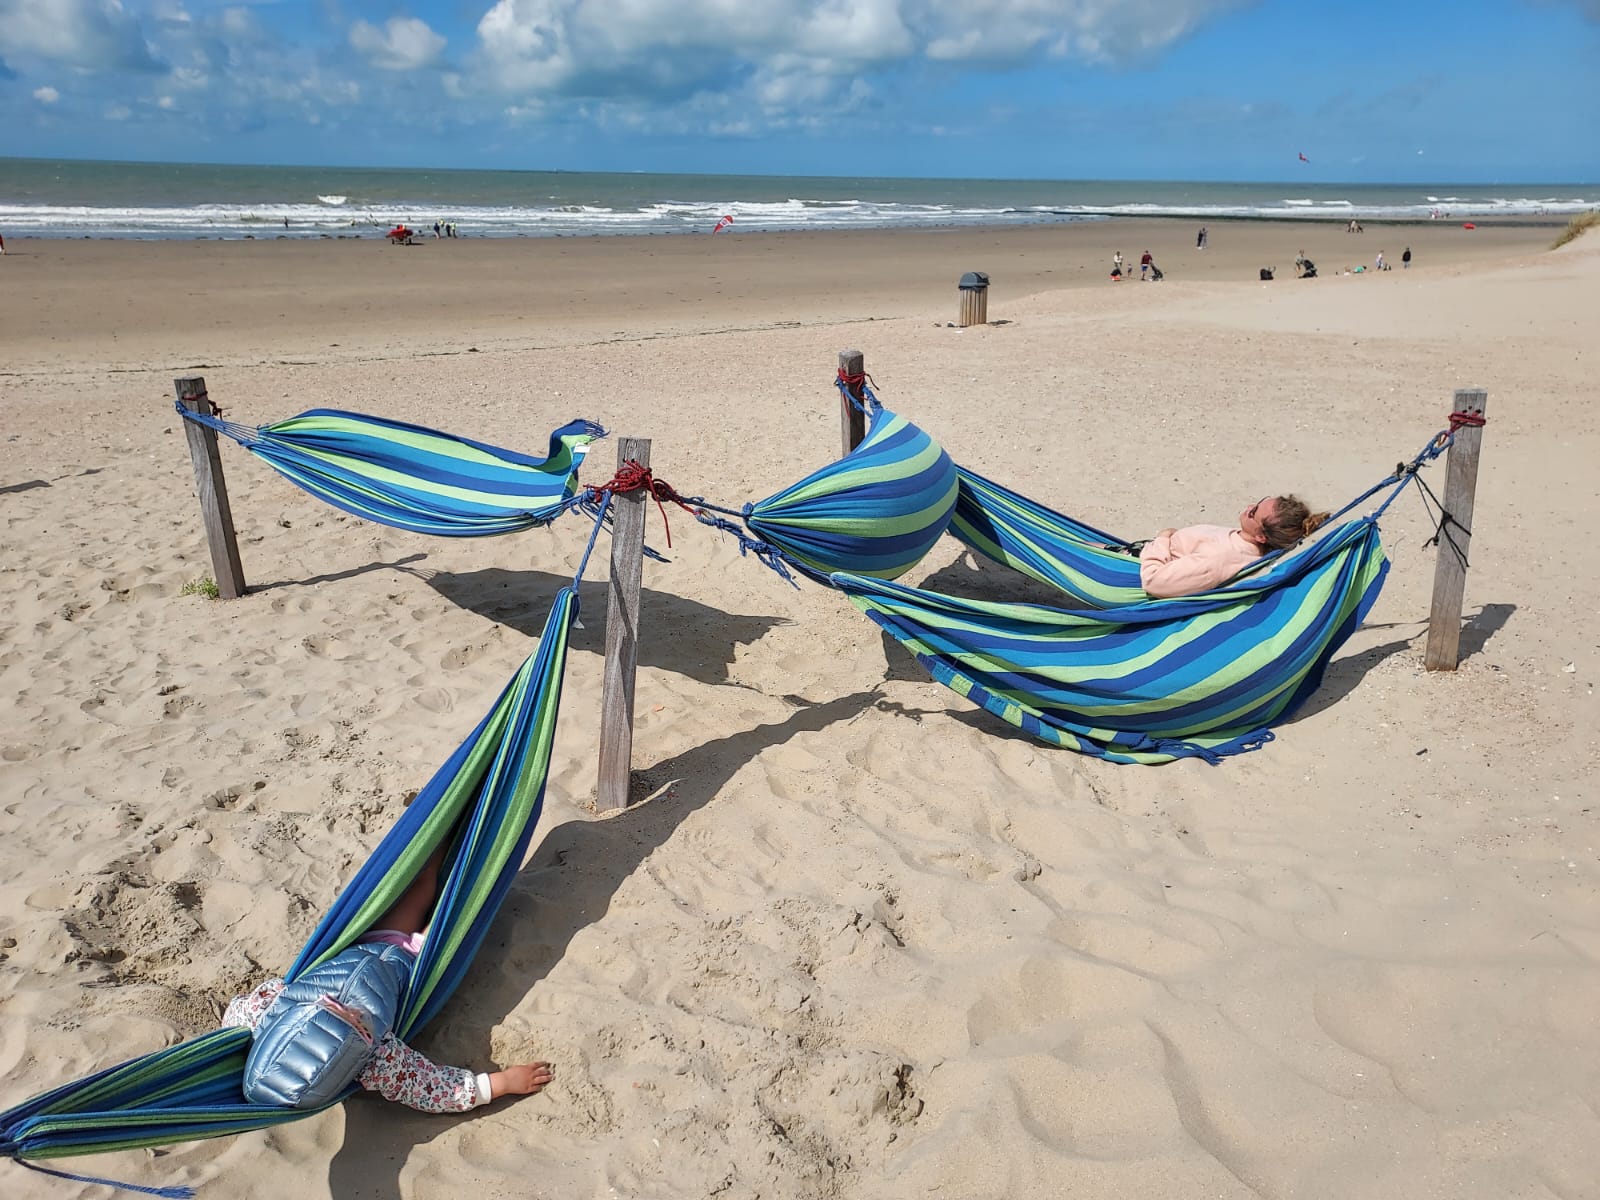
[325,686,889,1198]
[418,565,788,688]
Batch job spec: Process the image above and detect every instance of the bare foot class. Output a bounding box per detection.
[488,1062,554,1099]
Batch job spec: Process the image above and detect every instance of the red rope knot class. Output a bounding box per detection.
[837,367,877,394]
[188,391,222,417]
[585,461,697,548]
[1448,409,1486,430]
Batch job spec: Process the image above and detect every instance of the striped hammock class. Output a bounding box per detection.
[949,465,1154,608]
[835,516,1390,764]
[688,387,958,584]
[841,418,1468,761]
[1,589,578,1194]
[743,405,958,581]
[176,405,604,537]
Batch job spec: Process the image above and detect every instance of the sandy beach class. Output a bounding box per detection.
[2,216,1597,1200]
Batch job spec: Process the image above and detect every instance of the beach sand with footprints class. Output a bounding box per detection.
[2,217,1597,1198]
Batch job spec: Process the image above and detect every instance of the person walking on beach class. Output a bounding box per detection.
[1112,250,1124,279]
[1376,250,1386,271]
[1136,495,1329,598]
[1140,249,1154,280]
[1197,226,1208,250]
[1402,246,1412,269]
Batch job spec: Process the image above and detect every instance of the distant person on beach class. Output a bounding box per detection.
[1140,249,1153,280]
[0,231,6,254]
[224,844,553,1113]
[1294,249,1307,273]
[1197,226,1208,250]
[1111,250,1124,279]
[1298,257,1317,279]
[1376,250,1386,271]
[1136,496,1329,598]
[1402,246,1412,269]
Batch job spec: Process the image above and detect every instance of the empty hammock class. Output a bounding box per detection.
[689,382,958,584]
[176,404,605,537]
[1,587,579,1196]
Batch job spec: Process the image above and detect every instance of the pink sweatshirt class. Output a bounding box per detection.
[1138,524,1263,598]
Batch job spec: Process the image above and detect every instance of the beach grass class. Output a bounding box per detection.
[1551,210,1599,248]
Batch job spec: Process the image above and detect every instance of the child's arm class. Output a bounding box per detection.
[360,1037,552,1112]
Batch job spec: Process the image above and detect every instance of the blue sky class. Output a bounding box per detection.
[2,0,1596,180]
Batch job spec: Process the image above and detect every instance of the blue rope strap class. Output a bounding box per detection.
[834,372,884,418]
[18,1158,196,1198]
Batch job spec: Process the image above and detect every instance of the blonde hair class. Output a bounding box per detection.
[1262,495,1328,550]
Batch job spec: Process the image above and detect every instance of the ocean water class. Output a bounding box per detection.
[1,157,1595,241]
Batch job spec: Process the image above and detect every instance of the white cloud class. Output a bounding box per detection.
[158,93,175,107]
[106,101,132,119]
[0,0,162,71]
[350,16,447,71]
[473,0,1244,99]
[33,85,61,102]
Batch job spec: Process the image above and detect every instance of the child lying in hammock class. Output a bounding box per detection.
[225,846,553,1113]
[1137,494,1328,598]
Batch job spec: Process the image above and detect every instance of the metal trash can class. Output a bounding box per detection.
[957,271,990,327]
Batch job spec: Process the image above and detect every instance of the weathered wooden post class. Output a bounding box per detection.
[1424,388,1488,671]
[957,271,990,327]
[597,437,651,810]
[173,375,247,599]
[839,349,867,454]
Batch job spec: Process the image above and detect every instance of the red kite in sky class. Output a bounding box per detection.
[1298,152,1310,163]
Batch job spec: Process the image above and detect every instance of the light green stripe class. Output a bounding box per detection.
[755,476,958,537]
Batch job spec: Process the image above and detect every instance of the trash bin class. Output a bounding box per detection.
[957,271,990,327]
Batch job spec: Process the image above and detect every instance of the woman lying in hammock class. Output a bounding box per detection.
[1138,494,1328,598]
[225,846,554,1113]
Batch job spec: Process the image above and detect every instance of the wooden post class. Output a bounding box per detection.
[1424,388,1488,671]
[596,437,650,810]
[174,376,247,599]
[839,349,867,454]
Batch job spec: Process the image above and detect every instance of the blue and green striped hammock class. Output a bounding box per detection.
[834,430,1460,763]
[176,404,605,537]
[685,385,958,584]
[948,465,1153,608]
[1,576,584,1196]
[835,516,1388,763]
